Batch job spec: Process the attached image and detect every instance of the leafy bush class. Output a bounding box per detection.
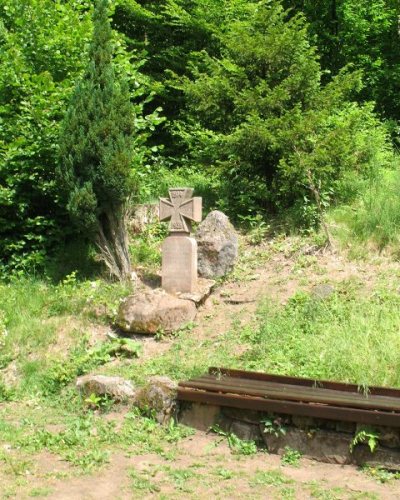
[0,0,92,274]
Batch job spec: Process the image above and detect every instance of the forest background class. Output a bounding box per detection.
[0,0,399,276]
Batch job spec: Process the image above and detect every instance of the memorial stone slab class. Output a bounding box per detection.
[159,188,202,293]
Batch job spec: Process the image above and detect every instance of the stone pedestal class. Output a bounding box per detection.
[162,235,197,293]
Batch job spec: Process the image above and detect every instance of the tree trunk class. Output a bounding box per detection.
[96,204,132,281]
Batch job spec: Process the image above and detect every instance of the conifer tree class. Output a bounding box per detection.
[58,0,136,280]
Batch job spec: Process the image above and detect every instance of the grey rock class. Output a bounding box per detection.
[135,376,178,424]
[179,403,221,431]
[177,278,216,306]
[291,415,315,429]
[263,428,352,465]
[352,445,400,471]
[221,408,262,425]
[76,375,136,402]
[229,420,263,443]
[116,289,197,334]
[195,210,238,278]
[378,427,400,449]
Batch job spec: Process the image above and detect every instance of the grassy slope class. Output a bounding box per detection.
[2,189,400,494]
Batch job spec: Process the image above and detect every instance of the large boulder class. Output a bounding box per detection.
[76,375,136,402]
[195,211,238,278]
[135,376,178,424]
[116,289,197,335]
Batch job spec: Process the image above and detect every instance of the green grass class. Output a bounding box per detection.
[0,274,131,396]
[330,165,400,256]
[240,283,400,387]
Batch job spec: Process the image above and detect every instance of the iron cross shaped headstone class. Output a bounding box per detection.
[159,188,202,234]
[159,188,202,293]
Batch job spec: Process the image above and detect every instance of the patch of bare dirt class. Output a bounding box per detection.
[8,432,399,499]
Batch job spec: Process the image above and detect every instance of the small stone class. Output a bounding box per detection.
[263,428,353,465]
[76,375,136,402]
[291,416,315,429]
[311,284,335,300]
[179,403,221,431]
[335,421,356,434]
[195,211,238,279]
[221,408,262,425]
[177,278,216,306]
[135,376,178,424]
[229,420,262,442]
[116,289,197,334]
[376,427,400,449]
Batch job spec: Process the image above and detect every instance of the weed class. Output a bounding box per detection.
[64,448,109,471]
[214,467,235,480]
[164,419,195,443]
[129,469,161,493]
[242,288,400,387]
[239,214,270,245]
[167,467,197,491]
[83,393,114,412]
[249,469,292,487]
[281,446,302,466]
[307,480,347,499]
[42,337,140,395]
[350,426,380,453]
[212,425,257,455]
[280,486,296,499]
[330,167,400,255]
[362,465,400,483]
[261,415,287,438]
[28,486,53,497]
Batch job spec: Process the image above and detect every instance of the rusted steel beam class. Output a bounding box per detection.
[177,387,400,428]
[177,368,400,428]
[208,367,400,398]
[180,376,400,412]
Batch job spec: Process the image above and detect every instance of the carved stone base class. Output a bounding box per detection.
[162,235,197,293]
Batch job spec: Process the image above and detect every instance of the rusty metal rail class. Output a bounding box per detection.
[177,367,400,427]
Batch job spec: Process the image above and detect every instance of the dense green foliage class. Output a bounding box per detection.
[0,0,92,273]
[284,1,400,126]
[0,0,398,271]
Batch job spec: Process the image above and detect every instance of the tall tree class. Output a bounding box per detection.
[59,0,138,280]
[283,0,400,123]
[178,0,392,222]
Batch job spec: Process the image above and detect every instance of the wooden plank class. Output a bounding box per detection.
[177,387,400,427]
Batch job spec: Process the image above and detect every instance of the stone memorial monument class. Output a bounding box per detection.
[159,188,202,293]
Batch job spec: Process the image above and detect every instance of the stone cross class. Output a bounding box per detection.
[159,188,202,234]
[159,188,202,293]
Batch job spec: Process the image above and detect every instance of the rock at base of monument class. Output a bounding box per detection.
[195,210,238,279]
[162,235,197,293]
[176,278,216,306]
[76,375,136,402]
[135,376,177,424]
[116,288,197,335]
